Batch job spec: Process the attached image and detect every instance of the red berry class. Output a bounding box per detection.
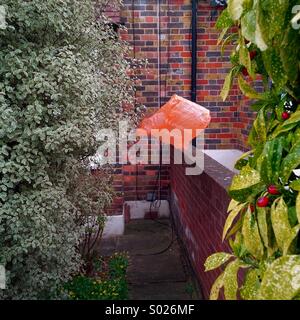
[242,67,249,76]
[268,185,280,195]
[257,196,269,208]
[250,51,257,60]
[250,204,255,213]
[282,111,290,120]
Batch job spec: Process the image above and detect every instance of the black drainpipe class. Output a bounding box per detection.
[191,0,198,103]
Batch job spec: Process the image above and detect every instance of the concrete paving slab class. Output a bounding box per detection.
[127,249,187,284]
[98,218,202,300]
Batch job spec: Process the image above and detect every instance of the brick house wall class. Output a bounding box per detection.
[120,0,255,150]
[105,3,256,209]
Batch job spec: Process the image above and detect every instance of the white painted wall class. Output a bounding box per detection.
[203,149,243,173]
[102,200,170,238]
[125,200,170,220]
[102,214,125,239]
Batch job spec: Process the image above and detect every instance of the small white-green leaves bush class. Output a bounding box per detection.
[0,0,137,299]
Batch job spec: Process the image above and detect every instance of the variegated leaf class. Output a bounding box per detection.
[215,8,234,29]
[239,41,253,78]
[241,9,256,43]
[284,225,300,256]
[205,252,233,272]
[223,259,241,300]
[240,268,261,300]
[271,198,293,255]
[220,68,234,101]
[253,107,267,143]
[257,207,269,249]
[238,74,264,100]
[297,192,300,223]
[210,273,224,300]
[223,202,246,241]
[228,0,245,21]
[290,180,300,191]
[229,164,262,202]
[259,255,300,300]
[227,199,241,213]
[242,208,264,260]
[281,146,300,184]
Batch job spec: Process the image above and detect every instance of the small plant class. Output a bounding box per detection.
[64,252,129,300]
[109,252,129,279]
[64,276,128,300]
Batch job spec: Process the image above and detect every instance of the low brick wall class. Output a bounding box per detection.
[170,153,234,299]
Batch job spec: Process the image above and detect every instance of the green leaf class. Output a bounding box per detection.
[217,27,229,45]
[241,9,256,43]
[290,180,300,191]
[253,107,267,143]
[238,74,264,100]
[229,231,247,256]
[226,218,244,241]
[240,268,261,300]
[254,2,268,51]
[228,0,245,21]
[259,255,300,300]
[242,208,264,260]
[297,193,300,223]
[280,110,300,127]
[204,252,233,272]
[239,41,253,78]
[285,225,300,255]
[223,202,246,241]
[270,122,298,140]
[220,68,234,101]
[271,198,293,255]
[281,144,300,184]
[288,206,298,227]
[258,0,289,42]
[227,199,241,213]
[260,137,284,184]
[223,259,242,300]
[257,207,269,249]
[280,26,300,85]
[221,34,237,56]
[234,152,250,170]
[248,125,259,148]
[209,273,224,300]
[229,164,263,202]
[215,8,234,29]
[262,48,288,89]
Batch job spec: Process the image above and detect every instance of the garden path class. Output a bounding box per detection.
[99,219,201,300]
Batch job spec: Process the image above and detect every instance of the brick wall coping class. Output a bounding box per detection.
[203,152,234,189]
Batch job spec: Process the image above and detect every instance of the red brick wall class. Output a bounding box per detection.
[104,2,254,299]
[120,0,254,150]
[170,153,233,299]
[104,1,256,215]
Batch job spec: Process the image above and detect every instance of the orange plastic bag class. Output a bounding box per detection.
[137,95,211,150]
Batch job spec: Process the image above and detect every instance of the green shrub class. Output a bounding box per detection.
[109,252,129,278]
[205,0,300,300]
[65,276,128,300]
[0,0,138,299]
[65,253,129,300]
